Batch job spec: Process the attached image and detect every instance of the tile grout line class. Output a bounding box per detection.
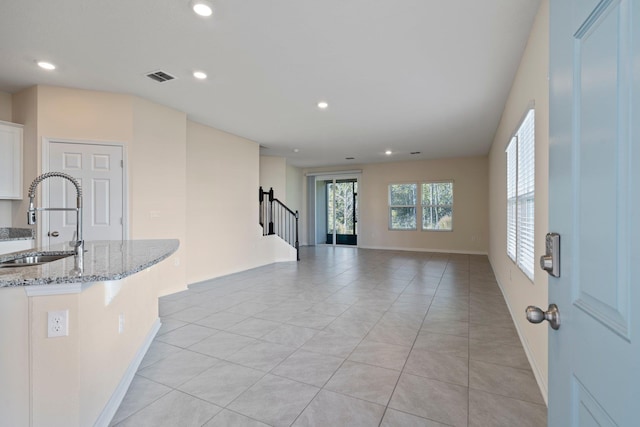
[377,255,448,427]
[119,251,513,427]
[288,257,421,426]
[217,262,365,426]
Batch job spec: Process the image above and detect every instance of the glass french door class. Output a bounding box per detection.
[326,178,358,246]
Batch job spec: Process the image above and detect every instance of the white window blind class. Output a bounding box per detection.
[506,108,535,280]
[517,109,535,279]
[506,137,517,261]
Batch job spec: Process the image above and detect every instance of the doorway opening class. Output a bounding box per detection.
[325,178,357,245]
[311,174,359,247]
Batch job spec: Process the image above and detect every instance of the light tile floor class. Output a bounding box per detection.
[111,246,547,427]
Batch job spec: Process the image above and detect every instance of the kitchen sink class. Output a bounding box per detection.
[0,252,74,268]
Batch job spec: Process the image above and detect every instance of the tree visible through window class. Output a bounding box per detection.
[327,180,357,235]
[389,184,417,230]
[422,182,453,231]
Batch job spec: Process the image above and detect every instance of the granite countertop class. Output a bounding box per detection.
[0,239,179,287]
[0,227,35,241]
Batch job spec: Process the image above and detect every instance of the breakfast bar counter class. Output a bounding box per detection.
[0,238,182,427]
[0,239,179,287]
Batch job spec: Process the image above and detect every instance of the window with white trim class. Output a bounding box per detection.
[506,108,535,280]
[389,183,417,230]
[421,181,453,231]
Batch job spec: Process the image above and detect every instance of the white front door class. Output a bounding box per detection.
[46,141,124,246]
[548,0,639,425]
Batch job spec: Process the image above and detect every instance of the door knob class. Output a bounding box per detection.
[526,304,560,330]
[48,231,60,237]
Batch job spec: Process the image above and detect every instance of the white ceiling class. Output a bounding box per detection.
[0,0,541,167]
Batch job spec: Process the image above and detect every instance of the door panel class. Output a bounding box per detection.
[575,0,631,334]
[48,142,124,246]
[549,0,638,425]
[92,179,111,226]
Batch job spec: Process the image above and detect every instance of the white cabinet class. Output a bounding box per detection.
[0,239,33,255]
[0,121,23,199]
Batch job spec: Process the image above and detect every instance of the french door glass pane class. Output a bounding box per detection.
[333,181,355,235]
[327,182,335,234]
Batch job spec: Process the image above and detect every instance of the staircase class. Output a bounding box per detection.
[259,187,300,261]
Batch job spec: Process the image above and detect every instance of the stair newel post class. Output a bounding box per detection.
[295,210,300,261]
[259,187,264,230]
[268,187,275,235]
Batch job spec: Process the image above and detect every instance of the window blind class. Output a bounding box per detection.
[517,109,535,279]
[506,108,535,280]
[506,137,517,261]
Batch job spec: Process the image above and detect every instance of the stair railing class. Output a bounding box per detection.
[259,187,300,261]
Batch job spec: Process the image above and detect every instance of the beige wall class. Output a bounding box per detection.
[131,98,187,296]
[259,156,287,199]
[304,156,489,253]
[0,287,29,427]
[286,163,303,214]
[259,157,303,237]
[0,90,12,121]
[187,121,293,284]
[11,87,38,227]
[488,0,549,402]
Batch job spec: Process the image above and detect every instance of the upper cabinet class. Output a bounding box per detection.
[0,121,23,199]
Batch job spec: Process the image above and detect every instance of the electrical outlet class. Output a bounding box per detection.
[48,310,69,338]
[118,313,125,334]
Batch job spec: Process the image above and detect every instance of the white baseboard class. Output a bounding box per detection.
[489,255,549,406]
[357,244,488,256]
[94,318,161,427]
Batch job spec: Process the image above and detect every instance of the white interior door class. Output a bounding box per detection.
[47,141,124,246]
[547,0,639,425]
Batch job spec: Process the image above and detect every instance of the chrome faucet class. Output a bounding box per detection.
[27,172,84,256]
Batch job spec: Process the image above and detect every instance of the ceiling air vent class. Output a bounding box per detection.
[146,70,176,83]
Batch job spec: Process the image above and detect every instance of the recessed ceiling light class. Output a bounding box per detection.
[192,0,213,17]
[317,101,328,109]
[385,150,392,155]
[293,148,299,153]
[193,71,207,80]
[37,61,56,70]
